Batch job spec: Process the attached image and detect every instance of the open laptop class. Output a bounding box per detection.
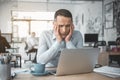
[50,48,100,76]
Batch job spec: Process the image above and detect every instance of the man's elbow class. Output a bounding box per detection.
[36,56,47,64]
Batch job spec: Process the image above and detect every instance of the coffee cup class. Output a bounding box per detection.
[30,63,45,73]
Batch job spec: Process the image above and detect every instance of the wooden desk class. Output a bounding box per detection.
[108,51,120,66]
[98,51,120,66]
[6,47,19,53]
[14,72,120,80]
[109,51,120,55]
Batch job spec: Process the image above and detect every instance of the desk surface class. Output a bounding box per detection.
[109,52,120,55]
[14,72,120,80]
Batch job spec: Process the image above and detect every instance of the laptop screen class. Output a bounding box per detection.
[56,48,99,76]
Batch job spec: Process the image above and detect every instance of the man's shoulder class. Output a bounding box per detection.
[0,36,6,40]
[74,30,80,32]
[73,30,81,35]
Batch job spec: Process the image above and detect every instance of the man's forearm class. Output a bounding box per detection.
[37,41,61,64]
[66,41,76,49]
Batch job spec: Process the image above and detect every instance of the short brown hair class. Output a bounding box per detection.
[54,9,73,21]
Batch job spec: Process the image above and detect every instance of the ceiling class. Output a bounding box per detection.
[17,0,103,2]
[17,0,103,3]
[0,0,103,3]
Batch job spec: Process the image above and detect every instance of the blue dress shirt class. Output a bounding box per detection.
[37,30,83,67]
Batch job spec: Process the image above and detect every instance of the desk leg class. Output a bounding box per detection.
[19,56,22,68]
[17,56,22,68]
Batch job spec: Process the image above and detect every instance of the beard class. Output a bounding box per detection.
[61,35,66,39]
[61,33,69,39]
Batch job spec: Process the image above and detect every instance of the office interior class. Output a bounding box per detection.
[0,0,120,68]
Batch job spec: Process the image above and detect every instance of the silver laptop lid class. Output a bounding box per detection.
[56,48,100,76]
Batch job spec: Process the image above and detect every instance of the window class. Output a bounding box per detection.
[11,11,55,41]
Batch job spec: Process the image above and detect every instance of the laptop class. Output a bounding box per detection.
[52,48,100,76]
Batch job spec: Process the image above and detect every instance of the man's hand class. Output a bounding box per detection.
[65,24,74,42]
[53,23,63,42]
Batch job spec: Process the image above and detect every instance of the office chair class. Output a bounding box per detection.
[94,41,106,48]
[24,41,37,63]
[108,41,117,47]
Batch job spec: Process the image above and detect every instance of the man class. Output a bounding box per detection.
[0,30,11,53]
[26,32,38,52]
[37,9,83,67]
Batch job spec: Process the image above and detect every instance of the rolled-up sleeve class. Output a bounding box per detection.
[37,32,61,64]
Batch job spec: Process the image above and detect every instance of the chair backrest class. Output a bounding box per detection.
[108,41,117,46]
[107,41,117,51]
[94,41,106,48]
[116,37,120,45]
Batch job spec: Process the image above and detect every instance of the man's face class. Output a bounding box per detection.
[31,32,35,37]
[54,16,72,39]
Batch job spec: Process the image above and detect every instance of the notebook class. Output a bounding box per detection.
[50,48,100,76]
[94,66,120,78]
